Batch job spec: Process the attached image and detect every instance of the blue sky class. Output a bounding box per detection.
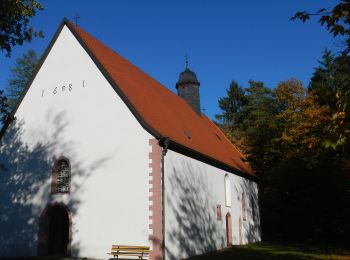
[0,0,340,119]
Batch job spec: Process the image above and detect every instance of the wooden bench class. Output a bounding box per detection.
[107,245,150,259]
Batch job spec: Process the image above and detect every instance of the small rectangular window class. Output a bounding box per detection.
[216,205,222,221]
[242,192,247,221]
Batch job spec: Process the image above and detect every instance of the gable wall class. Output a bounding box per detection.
[164,149,261,260]
[0,26,153,258]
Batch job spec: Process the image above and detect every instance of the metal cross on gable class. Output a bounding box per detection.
[73,14,81,26]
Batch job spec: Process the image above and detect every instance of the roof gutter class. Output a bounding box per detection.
[158,137,258,182]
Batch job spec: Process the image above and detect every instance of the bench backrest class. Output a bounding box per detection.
[111,245,150,253]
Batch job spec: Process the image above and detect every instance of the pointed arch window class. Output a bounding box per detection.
[52,156,71,194]
[224,174,231,207]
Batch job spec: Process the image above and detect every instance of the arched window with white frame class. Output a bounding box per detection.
[224,174,231,207]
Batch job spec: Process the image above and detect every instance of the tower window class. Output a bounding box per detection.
[52,157,71,194]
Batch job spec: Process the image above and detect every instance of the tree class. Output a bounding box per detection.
[216,78,350,242]
[310,50,350,110]
[6,49,39,110]
[216,80,278,171]
[0,0,43,57]
[310,51,350,152]
[0,90,11,126]
[215,80,247,125]
[275,79,332,163]
[292,0,350,54]
[240,81,279,171]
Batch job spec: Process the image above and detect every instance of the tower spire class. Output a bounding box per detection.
[176,57,201,114]
[185,54,189,69]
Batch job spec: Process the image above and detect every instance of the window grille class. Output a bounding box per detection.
[52,157,70,194]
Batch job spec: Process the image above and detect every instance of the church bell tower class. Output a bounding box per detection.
[176,59,201,114]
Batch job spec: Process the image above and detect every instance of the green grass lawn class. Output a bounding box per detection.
[187,242,350,260]
[1,242,349,260]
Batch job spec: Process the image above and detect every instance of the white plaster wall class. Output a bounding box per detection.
[164,150,261,260]
[0,25,153,259]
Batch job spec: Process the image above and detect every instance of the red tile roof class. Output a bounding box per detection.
[66,20,254,177]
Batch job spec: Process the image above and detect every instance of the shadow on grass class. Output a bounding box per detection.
[186,242,350,260]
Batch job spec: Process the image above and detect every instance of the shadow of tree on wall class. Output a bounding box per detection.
[0,111,111,257]
[239,179,261,244]
[165,161,225,260]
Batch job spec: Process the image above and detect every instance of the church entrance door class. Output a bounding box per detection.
[47,206,69,255]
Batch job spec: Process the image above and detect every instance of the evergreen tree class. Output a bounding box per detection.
[0,90,10,126]
[216,78,350,242]
[310,51,350,152]
[216,80,246,125]
[216,80,278,171]
[309,50,338,109]
[239,81,278,171]
[6,49,38,110]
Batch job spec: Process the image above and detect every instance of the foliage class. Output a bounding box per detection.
[216,80,247,125]
[291,1,350,153]
[291,0,350,54]
[275,79,332,162]
[0,0,43,57]
[216,73,350,242]
[6,49,38,110]
[310,51,350,152]
[0,90,11,126]
[216,80,278,171]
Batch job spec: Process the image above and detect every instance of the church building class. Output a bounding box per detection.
[0,19,261,260]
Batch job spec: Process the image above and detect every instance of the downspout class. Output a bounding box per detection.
[159,137,169,260]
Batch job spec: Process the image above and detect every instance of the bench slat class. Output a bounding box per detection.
[111,249,150,252]
[108,244,150,259]
[110,250,150,254]
[108,252,149,255]
[112,245,150,249]
[111,248,150,252]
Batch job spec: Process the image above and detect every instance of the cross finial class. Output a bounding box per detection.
[185,54,189,69]
[73,14,81,26]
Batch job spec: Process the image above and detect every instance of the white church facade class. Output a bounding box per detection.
[0,19,261,260]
